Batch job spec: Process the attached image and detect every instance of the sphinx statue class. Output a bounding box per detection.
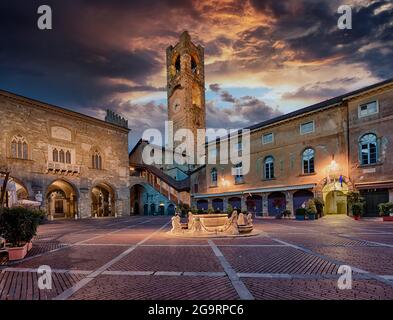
[246,213,253,226]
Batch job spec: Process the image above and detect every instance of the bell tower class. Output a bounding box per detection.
[166,31,205,161]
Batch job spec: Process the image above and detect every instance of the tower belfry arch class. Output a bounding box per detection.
[166,31,206,162]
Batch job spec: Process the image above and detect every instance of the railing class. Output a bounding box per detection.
[47,162,80,174]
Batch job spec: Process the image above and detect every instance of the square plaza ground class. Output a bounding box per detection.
[1,215,393,300]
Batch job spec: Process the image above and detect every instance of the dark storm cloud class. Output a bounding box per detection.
[209,84,221,92]
[0,0,167,106]
[245,0,393,78]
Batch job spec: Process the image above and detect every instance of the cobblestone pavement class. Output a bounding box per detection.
[1,215,393,300]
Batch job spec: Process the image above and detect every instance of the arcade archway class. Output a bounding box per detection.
[130,184,148,215]
[91,183,115,217]
[47,179,78,219]
[322,181,349,215]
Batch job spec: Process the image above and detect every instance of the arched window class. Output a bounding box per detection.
[53,149,59,162]
[234,162,243,184]
[11,135,28,159]
[210,168,218,187]
[302,148,315,174]
[191,56,198,74]
[92,151,102,170]
[264,156,274,180]
[360,133,377,165]
[175,55,181,73]
[66,151,71,164]
[59,150,65,163]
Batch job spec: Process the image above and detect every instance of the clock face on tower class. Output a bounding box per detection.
[172,99,181,113]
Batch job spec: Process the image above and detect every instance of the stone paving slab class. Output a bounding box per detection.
[271,233,371,247]
[219,246,340,274]
[242,278,393,300]
[83,233,149,245]
[108,246,224,272]
[345,234,393,246]
[309,246,393,275]
[69,275,239,300]
[12,245,128,270]
[0,271,86,300]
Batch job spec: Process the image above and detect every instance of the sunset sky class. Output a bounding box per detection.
[1,0,392,148]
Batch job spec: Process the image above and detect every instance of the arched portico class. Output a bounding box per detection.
[91,182,116,217]
[46,179,78,219]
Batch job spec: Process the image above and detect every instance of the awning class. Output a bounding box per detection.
[356,181,393,190]
[192,184,316,199]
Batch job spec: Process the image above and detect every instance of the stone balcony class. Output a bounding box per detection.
[47,162,81,175]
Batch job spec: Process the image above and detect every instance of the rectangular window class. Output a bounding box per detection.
[262,133,274,144]
[359,101,378,118]
[300,121,315,135]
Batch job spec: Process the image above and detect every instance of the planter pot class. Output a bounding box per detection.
[7,243,28,261]
[27,242,33,252]
[383,216,393,222]
[353,216,360,221]
[307,214,316,220]
[295,215,305,221]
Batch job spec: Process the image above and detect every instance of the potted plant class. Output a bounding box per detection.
[226,204,234,216]
[347,191,365,220]
[378,202,393,221]
[306,199,317,220]
[282,209,292,219]
[295,208,307,221]
[0,207,41,261]
[313,198,325,218]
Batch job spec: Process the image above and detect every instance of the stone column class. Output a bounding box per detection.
[262,193,268,216]
[79,189,90,219]
[223,197,228,212]
[286,191,294,216]
[241,195,247,212]
[207,198,212,211]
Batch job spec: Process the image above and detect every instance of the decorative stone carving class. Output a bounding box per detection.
[237,212,246,225]
[246,213,253,226]
[171,214,182,233]
[0,237,5,249]
[51,126,72,141]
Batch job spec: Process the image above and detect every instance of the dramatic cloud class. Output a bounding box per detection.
[0,0,391,149]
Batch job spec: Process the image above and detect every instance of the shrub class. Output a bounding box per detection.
[0,207,41,247]
[207,206,214,214]
[305,199,317,215]
[197,209,205,214]
[347,191,365,217]
[378,202,393,217]
[282,209,292,217]
[296,208,307,216]
[313,198,324,215]
[214,208,221,214]
[226,204,234,215]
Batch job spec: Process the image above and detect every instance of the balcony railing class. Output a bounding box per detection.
[47,162,80,174]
